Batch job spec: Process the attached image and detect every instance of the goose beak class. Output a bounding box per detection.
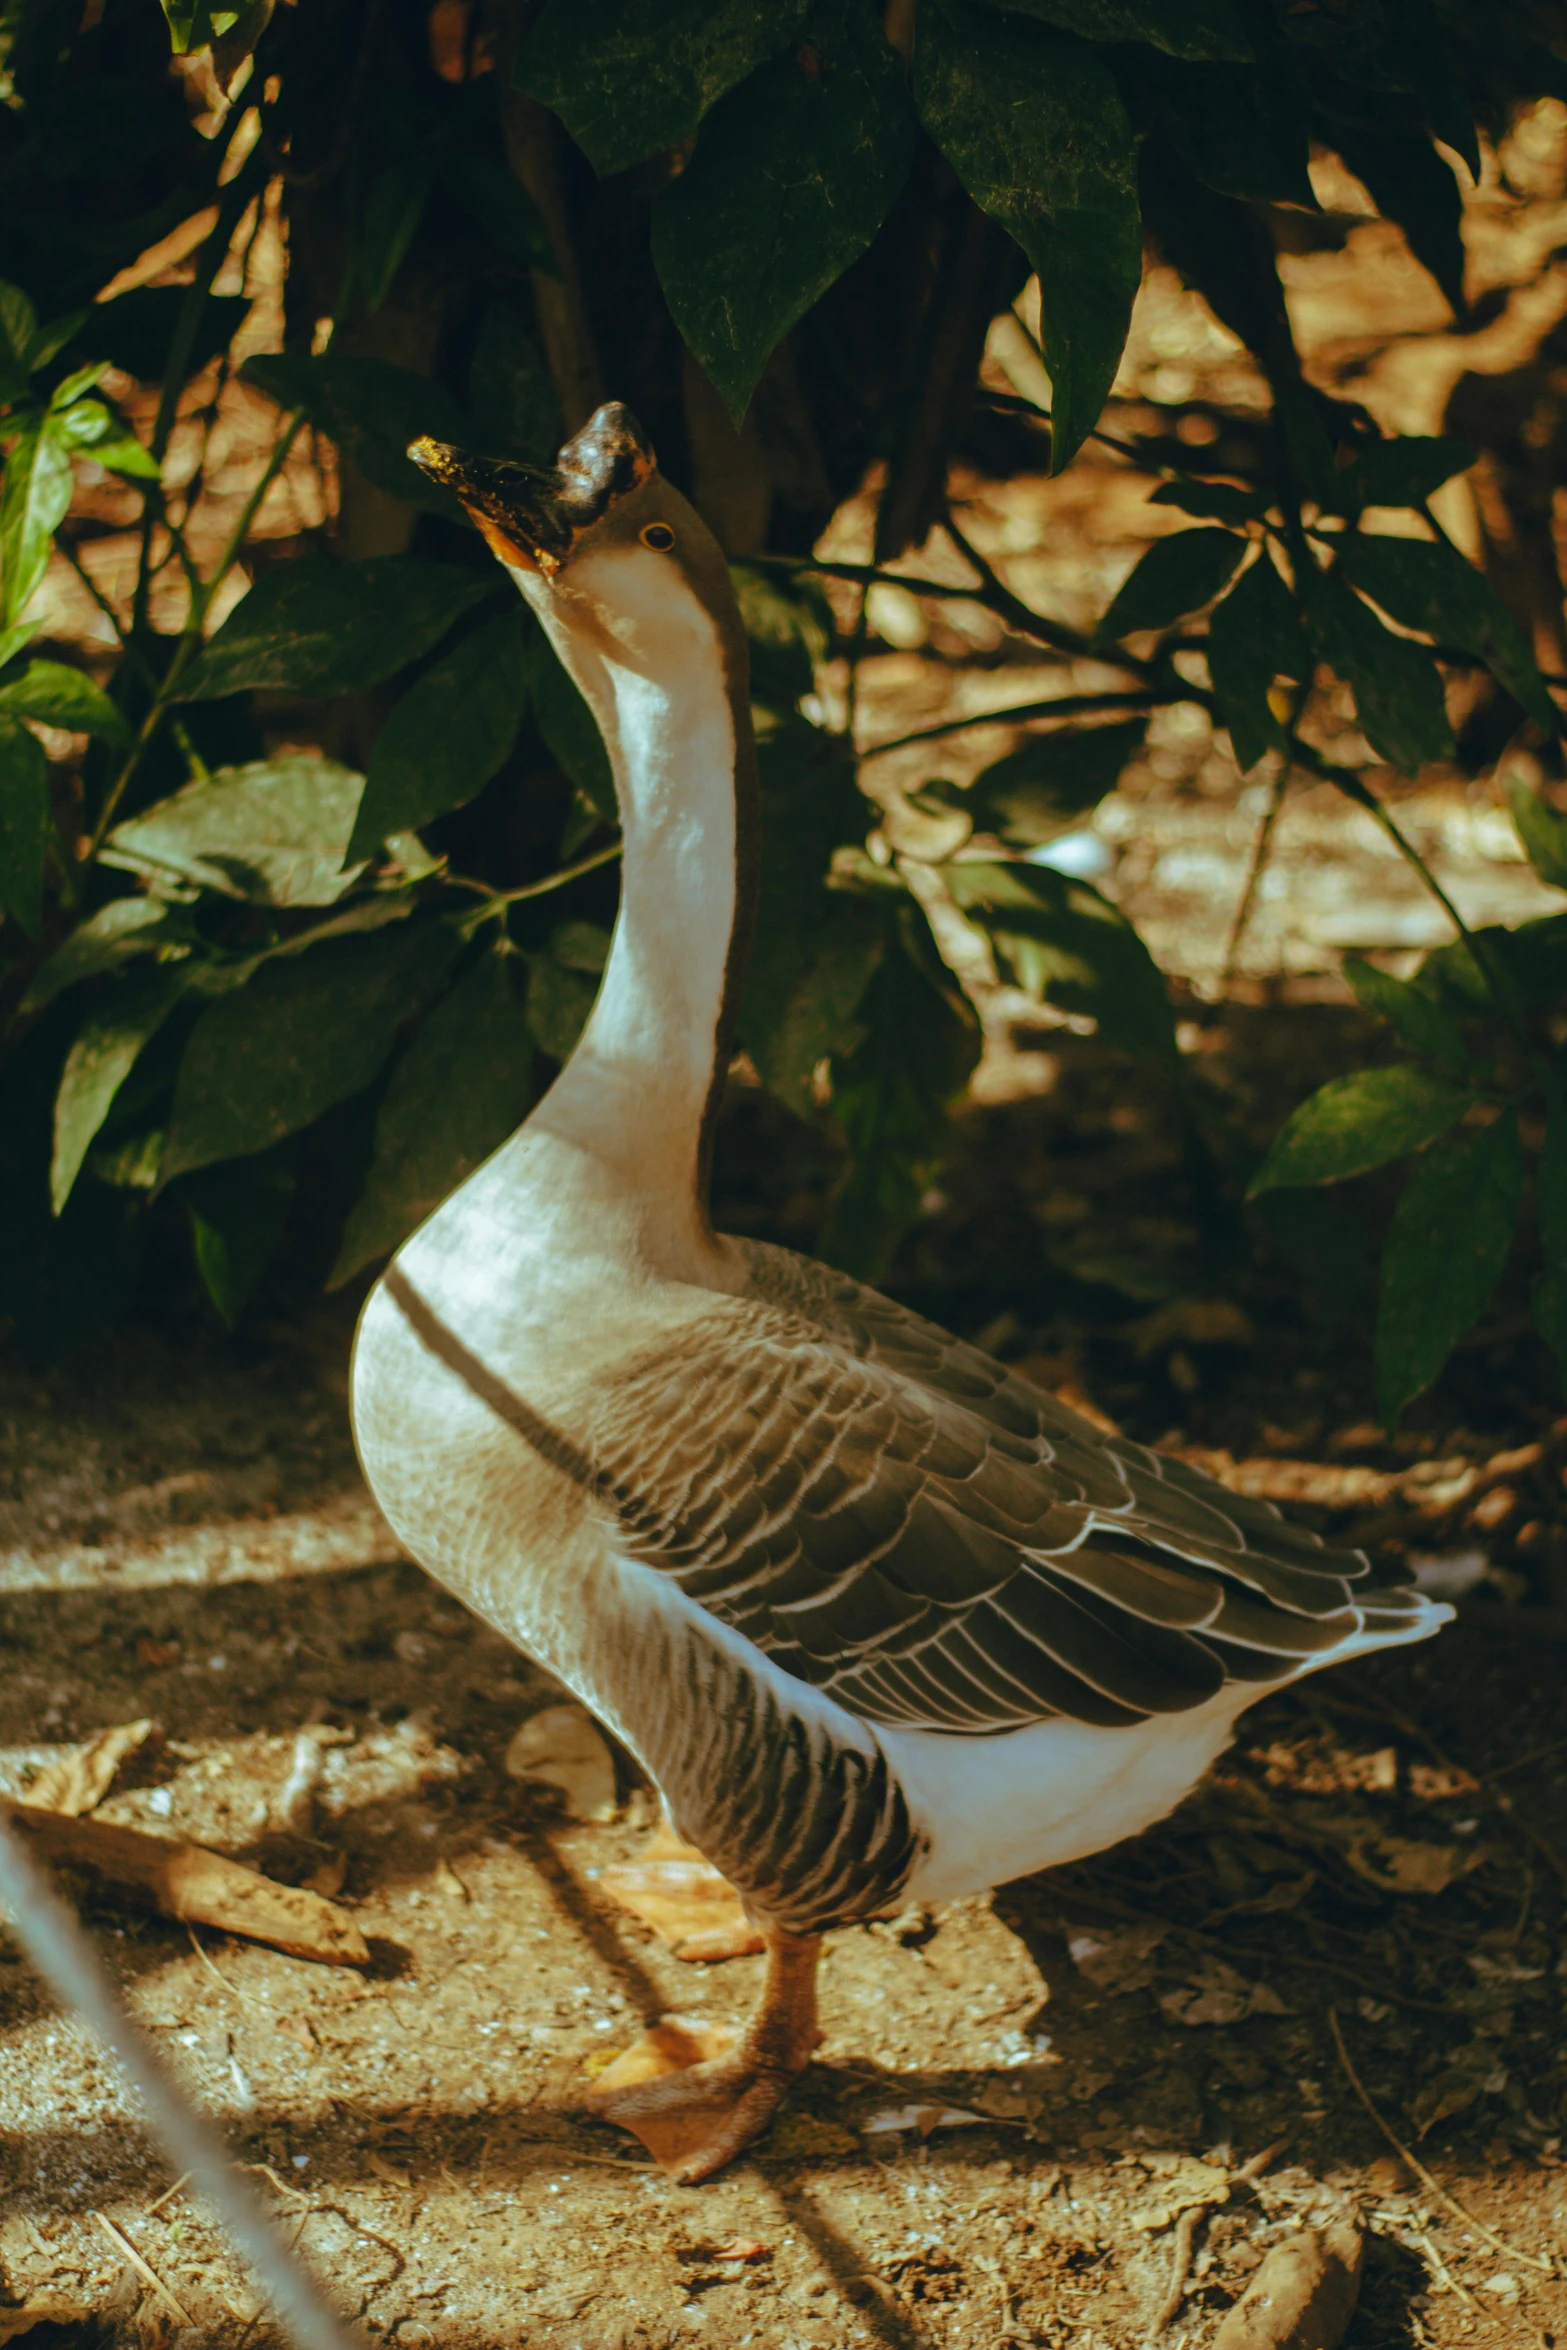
[407,438,568,576]
[408,405,657,581]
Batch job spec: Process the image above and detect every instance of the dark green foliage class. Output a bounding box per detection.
[1094,528,1247,645]
[964,719,1148,847]
[517,0,809,176]
[0,713,49,934]
[1341,958,1469,1073]
[1249,1066,1473,1193]
[1206,552,1308,770]
[103,757,371,906]
[185,1154,297,1329]
[1305,564,1455,773]
[946,860,1179,1065]
[352,610,533,859]
[331,950,536,1284]
[1376,1113,1522,1426]
[162,924,459,1181]
[2,0,1564,1391]
[1336,533,1557,732]
[914,2,1141,467]
[176,559,493,703]
[653,3,914,422]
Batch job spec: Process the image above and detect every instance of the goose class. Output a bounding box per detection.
[349,402,1450,2183]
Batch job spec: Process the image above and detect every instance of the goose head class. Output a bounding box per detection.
[407,401,745,687]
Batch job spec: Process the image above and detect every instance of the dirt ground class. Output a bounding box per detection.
[5,90,1567,2350]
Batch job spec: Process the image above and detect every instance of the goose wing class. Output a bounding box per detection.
[585,1242,1425,1734]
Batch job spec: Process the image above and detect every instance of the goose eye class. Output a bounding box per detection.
[640,522,676,551]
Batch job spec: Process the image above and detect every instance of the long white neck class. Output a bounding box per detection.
[510,550,749,1271]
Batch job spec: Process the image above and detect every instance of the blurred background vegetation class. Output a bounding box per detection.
[1,0,1566,1471]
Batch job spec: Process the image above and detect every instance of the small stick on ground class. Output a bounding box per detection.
[146,2171,190,2217]
[1413,2228,1478,2314]
[1328,2008,1551,2273]
[93,2212,195,2326]
[1148,2142,1286,2337]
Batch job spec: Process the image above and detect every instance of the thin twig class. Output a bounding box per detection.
[146,2172,191,2218]
[1411,2228,1478,2313]
[1147,2143,1283,2339]
[861,691,1159,761]
[1327,2008,1551,2272]
[1221,762,1288,990]
[93,2212,195,2326]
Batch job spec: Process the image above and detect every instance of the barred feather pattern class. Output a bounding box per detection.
[586,1238,1430,1739]
[608,1588,919,1932]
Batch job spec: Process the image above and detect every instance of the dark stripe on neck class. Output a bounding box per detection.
[384,1265,602,1491]
[693,615,761,1226]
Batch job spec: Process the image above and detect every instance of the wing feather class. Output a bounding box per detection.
[578,1237,1426,1735]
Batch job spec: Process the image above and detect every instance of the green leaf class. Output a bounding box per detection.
[946,860,1178,1064]
[331,950,536,1284]
[49,365,110,413]
[0,659,131,743]
[1505,772,1567,891]
[742,721,882,1112]
[1305,564,1454,774]
[50,966,188,1213]
[242,354,475,514]
[517,0,808,176]
[1336,534,1557,735]
[0,279,39,371]
[1342,435,1475,511]
[351,608,531,862]
[731,567,832,713]
[162,922,459,1181]
[525,629,616,822]
[174,557,492,702]
[74,288,250,386]
[525,921,611,1062]
[0,618,43,676]
[653,4,914,423]
[357,151,438,314]
[915,3,1141,471]
[1330,125,1466,314]
[466,301,562,467]
[1149,479,1267,526]
[0,417,74,626]
[1376,1112,1522,1427]
[0,711,50,935]
[1341,956,1468,1071]
[1155,57,1315,207]
[971,0,1253,60]
[1093,528,1246,646]
[1206,551,1307,772]
[967,717,1147,846]
[443,151,555,274]
[820,910,980,1280]
[103,755,371,907]
[186,1154,297,1328]
[91,433,163,481]
[22,896,188,1012]
[1249,1064,1472,1194]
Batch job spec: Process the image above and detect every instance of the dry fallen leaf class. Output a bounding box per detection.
[7,1803,370,1965]
[1408,2044,1508,2139]
[1212,2220,1363,2350]
[1066,1920,1166,1992]
[861,2103,992,2140]
[707,2237,769,2264]
[0,2299,93,2343]
[1126,2152,1231,2230]
[599,1822,764,1961]
[1345,1834,1488,1896]
[27,1718,158,1816]
[503,1704,617,1821]
[1159,1956,1289,2027]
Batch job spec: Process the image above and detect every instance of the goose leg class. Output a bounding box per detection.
[586,1925,823,2182]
